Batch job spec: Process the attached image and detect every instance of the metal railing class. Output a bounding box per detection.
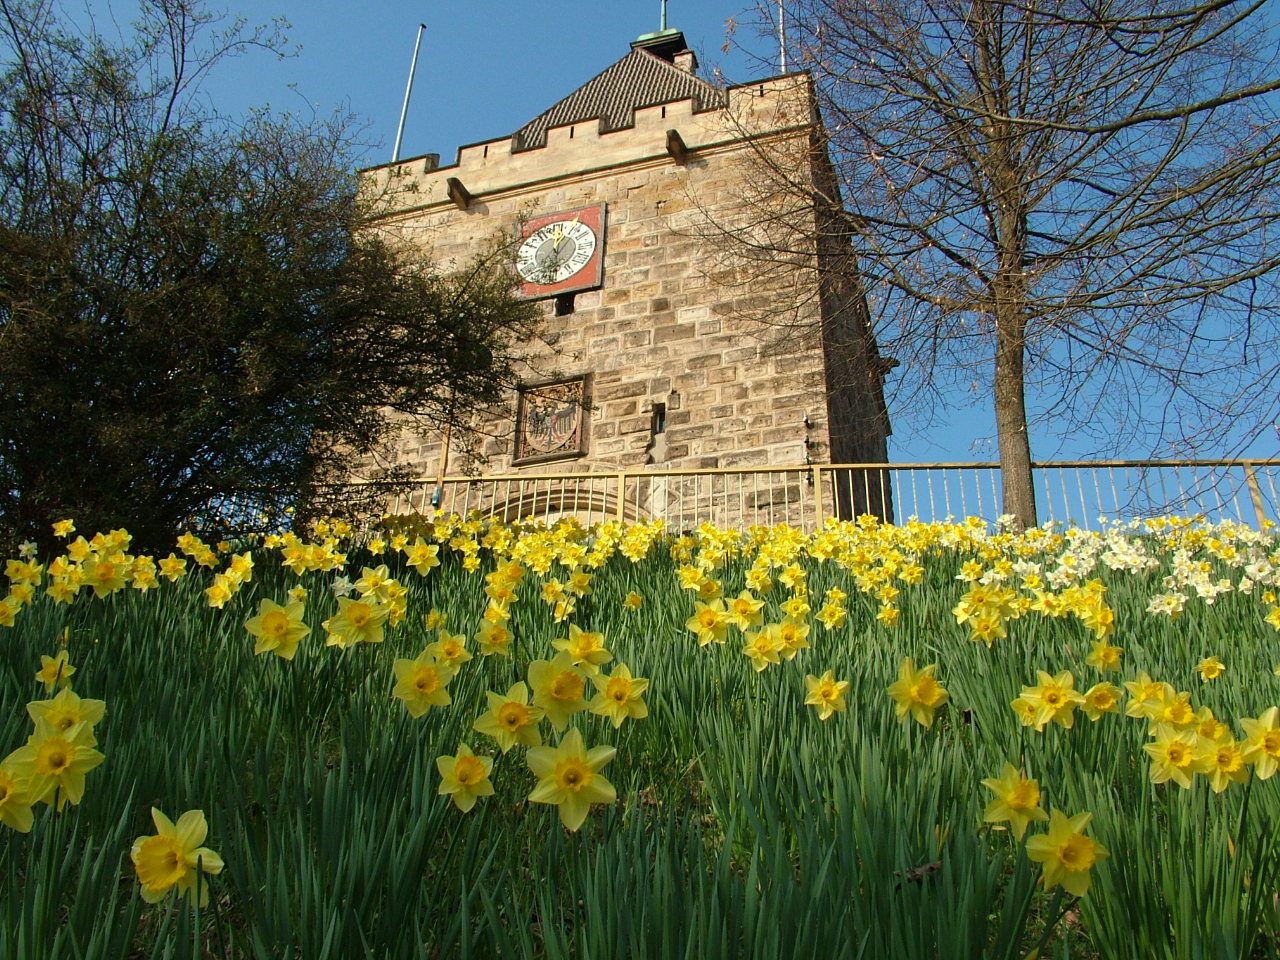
[376,458,1280,531]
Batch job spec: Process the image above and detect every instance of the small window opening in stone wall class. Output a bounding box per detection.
[646,401,668,465]
[554,293,576,316]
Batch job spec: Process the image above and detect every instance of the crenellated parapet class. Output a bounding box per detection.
[360,74,814,223]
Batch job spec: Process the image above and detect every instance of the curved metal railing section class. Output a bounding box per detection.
[364,458,1280,532]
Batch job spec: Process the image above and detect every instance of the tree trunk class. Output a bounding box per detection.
[994,306,1037,529]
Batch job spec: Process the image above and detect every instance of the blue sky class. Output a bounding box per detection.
[144,1,769,169]
[70,1,1277,465]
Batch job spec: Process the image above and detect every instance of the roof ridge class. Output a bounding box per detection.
[511,46,729,153]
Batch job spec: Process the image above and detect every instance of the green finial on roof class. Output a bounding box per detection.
[636,0,680,47]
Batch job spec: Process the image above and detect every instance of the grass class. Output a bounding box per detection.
[1,515,1279,958]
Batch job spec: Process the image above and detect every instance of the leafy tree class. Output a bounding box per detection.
[723,0,1280,526]
[0,0,539,550]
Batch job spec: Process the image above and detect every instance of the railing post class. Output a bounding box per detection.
[812,464,824,526]
[1243,461,1267,527]
[615,472,626,523]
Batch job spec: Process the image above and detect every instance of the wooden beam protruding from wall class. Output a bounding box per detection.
[446,176,472,210]
[665,129,689,165]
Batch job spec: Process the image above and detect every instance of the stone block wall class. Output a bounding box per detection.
[358,72,890,521]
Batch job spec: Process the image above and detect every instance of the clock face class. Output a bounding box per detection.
[516,219,598,285]
[514,204,606,298]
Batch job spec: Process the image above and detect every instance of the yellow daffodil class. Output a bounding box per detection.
[1194,737,1250,793]
[323,597,390,648]
[541,579,565,607]
[354,564,392,602]
[527,728,617,831]
[744,567,773,593]
[1025,809,1108,897]
[1193,706,1228,742]
[26,687,106,739]
[815,602,848,630]
[1079,601,1116,639]
[804,670,850,720]
[405,539,441,577]
[484,579,518,607]
[3,721,104,810]
[776,617,810,659]
[1011,696,1038,727]
[1149,690,1197,731]
[5,558,42,585]
[887,657,949,728]
[725,591,765,632]
[426,629,472,669]
[528,652,588,732]
[676,564,705,592]
[1086,639,1122,672]
[82,556,127,598]
[131,808,224,906]
[473,682,544,753]
[742,628,783,672]
[685,599,728,646]
[0,765,34,832]
[204,573,237,609]
[1081,682,1122,721]
[1123,671,1168,720]
[1144,724,1199,788]
[436,745,494,812]
[552,624,612,673]
[35,650,75,693]
[981,764,1049,840]
[588,664,649,728]
[244,598,310,660]
[778,564,807,590]
[780,595,810,620]
[1019,670,1086,732]
[391,651,457,718]
[1239,706,1280,779]
[1195,656,1225,682]
[226,552,254,585]
[474,619,513,657]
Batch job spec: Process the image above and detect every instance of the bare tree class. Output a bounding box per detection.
[719,0,1280,527]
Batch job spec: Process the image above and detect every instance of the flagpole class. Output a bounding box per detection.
[392,24,427,163]
[779,1,787,72]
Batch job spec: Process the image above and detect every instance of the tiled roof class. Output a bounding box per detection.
[511,47,728,153]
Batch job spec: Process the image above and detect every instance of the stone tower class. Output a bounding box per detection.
[359,27,893,522]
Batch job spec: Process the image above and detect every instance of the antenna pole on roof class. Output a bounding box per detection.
[778,1,787,72]
[392,23,427,164]
[660,0,668,31]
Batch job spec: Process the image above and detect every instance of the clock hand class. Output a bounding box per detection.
[550,222,573,263]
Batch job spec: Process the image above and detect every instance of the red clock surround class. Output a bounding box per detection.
[514,203,607,299]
